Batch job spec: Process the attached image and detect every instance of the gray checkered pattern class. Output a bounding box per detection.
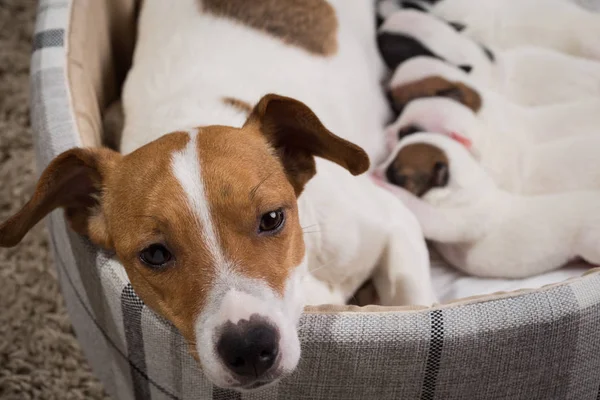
[31,0,600,399]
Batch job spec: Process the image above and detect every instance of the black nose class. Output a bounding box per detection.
[216,318,280,379]
[386,165,407,187]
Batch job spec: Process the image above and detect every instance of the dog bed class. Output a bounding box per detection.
[31,0,600,398]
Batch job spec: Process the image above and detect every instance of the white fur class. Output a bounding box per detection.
[196,264,306,390]
[172,129,304,389]
[172,129,226,266]
[299,163,436,307]
[390,57,600,146]
[388,96,600,194]
[376,133,600,278]
[381,10,600,106]
[124,0,436,389]
[122,0,391,164]
[429,0,600,60]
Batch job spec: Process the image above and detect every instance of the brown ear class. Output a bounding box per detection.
[244,94,370,195]
[0,147,121,248]
[390,76,482,112]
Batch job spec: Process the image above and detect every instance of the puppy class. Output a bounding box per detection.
[387,57,600,145]
[374,132,600,278]
[425,0,600,60]
[378,10,600,106]
[387,97,600,194]
[0,0,436,391]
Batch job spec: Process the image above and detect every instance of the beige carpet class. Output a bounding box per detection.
[0,2,108,399]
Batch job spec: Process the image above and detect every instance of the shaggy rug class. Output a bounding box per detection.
[0,2,108,399]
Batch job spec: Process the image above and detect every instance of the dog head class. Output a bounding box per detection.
[384,139,450,196]
[385,97,479,152]
[387,57,482,112]
[380,132,486,197]
[377,10,493,70]
[0,94,369,391]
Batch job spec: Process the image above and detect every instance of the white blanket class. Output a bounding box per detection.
[430,248,590,302]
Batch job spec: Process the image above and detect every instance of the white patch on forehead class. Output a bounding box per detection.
[171,129,226,266]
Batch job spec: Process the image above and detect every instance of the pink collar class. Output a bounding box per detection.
[449,132,472,149]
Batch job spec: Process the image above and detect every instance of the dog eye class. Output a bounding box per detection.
[139,244,173,268]
[259,209,285,233]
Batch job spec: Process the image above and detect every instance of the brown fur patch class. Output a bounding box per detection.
[245,94,370,196]
[387,143,449,197]
[197,126,305,295]
[222,97,253,115]
[202,0,338,56]
[390,76,482,113]
[0,93,369,354]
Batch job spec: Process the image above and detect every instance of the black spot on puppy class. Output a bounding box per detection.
[448,21,466,32]
[458,64,473,73]
[481,45,495,62]
[385,90,404,119]
[397,124,425,140]
[377,32,444,70]
[432,161,449,187]
[402,1,429,12]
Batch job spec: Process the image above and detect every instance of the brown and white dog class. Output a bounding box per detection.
[0,0,436,392]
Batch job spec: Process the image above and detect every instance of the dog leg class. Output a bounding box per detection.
[371,201,437,306]
[301,272,347,306]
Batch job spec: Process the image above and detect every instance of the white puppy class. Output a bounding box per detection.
[388,57,600,146]
[374,132,600,278]
[377,0,600,60]
[387,97,600,194]
[378,10,600,106]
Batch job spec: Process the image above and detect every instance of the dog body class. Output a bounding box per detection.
[388,57,600,146]
[376,133,600,278]
[122,0,390,162]
[388,97,600,194]
[376,0,600,59]
[428,0,600,60]
[378,10,600,106]
[1,0,437,390]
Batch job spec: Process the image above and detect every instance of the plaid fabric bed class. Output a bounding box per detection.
[31,0,600,399]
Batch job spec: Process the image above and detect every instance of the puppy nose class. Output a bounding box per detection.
[216,319,280,379]
[385,165,407,187]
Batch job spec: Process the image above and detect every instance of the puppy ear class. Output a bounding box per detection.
[458,64,473,73]
[434,81,481,112]
[448,21,466,32]
[244,94,370,195]
[436,87,466,103]
[0,148,121,248]
[390,76,482,112]
[432,161,449,187]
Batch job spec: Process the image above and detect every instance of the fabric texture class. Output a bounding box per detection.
[30,0,600,399]
[0,1,108,398]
